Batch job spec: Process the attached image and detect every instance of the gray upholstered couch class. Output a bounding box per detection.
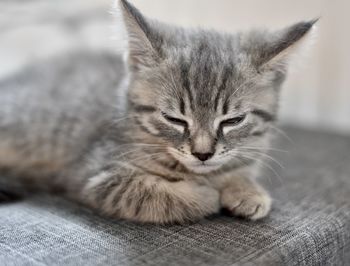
[1,124,349,265]
[1,1,349,265]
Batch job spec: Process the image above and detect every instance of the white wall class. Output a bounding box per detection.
[1,0,349,134]
[131,0,350,134]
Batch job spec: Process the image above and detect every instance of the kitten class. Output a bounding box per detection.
[0,0,315,224]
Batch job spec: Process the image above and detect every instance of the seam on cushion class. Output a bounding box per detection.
[297,218,350,266]
[235,203,349,262]
[240,212,350,265]
[228,210,312,263]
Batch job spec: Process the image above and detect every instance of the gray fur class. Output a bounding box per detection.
[0,0,315,223]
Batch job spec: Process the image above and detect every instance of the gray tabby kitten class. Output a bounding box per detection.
[0,0,315,224]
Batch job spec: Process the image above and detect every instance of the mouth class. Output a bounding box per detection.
[167,147,224,174]
[185,162,222,174]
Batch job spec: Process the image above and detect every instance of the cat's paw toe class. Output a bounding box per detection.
[222,191,272,220]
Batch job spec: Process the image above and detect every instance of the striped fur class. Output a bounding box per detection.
[0,0,315,224]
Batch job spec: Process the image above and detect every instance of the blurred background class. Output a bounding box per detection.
[1,0,349,134]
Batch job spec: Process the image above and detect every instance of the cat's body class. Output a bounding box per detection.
[0,53,126,189]
[0,0,315,223]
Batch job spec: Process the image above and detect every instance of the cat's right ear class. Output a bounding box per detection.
[241,19,317,73]
[119,0,161,71]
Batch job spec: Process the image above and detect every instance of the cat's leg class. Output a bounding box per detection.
[81,171,220,224]
[214,174,272,220]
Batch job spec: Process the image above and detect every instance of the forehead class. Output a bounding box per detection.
[159,35,251,115]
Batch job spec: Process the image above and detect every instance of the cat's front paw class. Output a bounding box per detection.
[221,188,272,220]
[83,173,220,224]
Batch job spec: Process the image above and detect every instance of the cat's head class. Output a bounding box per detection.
[119,0,316,174]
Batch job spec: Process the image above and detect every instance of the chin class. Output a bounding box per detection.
[167,149,225,174]
[185,163,222,174]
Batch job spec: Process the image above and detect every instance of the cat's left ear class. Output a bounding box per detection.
[242,19,318,73]
[119,0,162,71]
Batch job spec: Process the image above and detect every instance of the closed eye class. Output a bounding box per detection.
[162,112,187,127]
[220,114,246,127]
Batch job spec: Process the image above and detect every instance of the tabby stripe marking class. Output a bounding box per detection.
[251,109,276,122]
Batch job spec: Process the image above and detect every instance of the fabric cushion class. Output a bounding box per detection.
[1,127,349,266]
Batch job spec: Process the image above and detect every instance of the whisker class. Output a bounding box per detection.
[233,156,273,185]
[242,151,284,169]
[112,143,167,157]
[239,153,284,184]
[112,147,166,161]
[112,148,146,160]
[117,152,166,165]
[238,146,289,153]
[269,125,294,144]
[116,143,167,148]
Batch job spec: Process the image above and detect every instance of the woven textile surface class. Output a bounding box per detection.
[1,1,350,265]
[1,125,349,265]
